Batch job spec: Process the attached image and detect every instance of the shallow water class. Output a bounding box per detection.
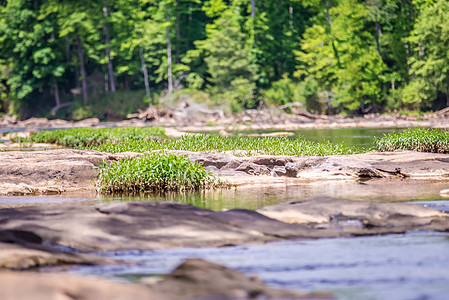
[233,127,410,149]
[2,180,449,210]
[66,229,449,300]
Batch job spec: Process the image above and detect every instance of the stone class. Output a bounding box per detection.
[258,196,448,227]
[153,259,333,299]
[0,271,167,300]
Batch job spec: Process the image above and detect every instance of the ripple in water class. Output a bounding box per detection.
[67,231,449,300]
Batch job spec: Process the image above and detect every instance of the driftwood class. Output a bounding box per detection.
[433,107,449,116]
[267,102,327,120]
[127,106,174,121]
[50,102,73,116]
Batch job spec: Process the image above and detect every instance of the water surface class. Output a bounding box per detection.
[67,230,449,300]
[232,127,411,149]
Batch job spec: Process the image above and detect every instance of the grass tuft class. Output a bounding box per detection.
[97,152,221,195]
[375,128,449,153]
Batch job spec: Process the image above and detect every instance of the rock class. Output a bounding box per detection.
[0,271,167,300]
[3,149,449,195]
[152,259,333,299]
[0,149,138,195]
[1,199,449,253]
[17,118,50,128]
[439,189,449,197]
[0,229,115,270]
[74,117,100,127]
[258,196,448,228]
[163,127,187,138]
[0,258,332,300]
[243,131,295,137]
[0,202,275,251]
[0,242,113,270]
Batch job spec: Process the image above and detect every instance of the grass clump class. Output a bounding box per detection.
[24,127,166,147]
[97,152,219,194]
[91,134,361,156]
[375,128,449,153]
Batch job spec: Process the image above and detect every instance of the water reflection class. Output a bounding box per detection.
[99,180,449,211]
[2,180,449,210]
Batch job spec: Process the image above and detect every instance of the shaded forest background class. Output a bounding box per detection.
[1,0,448,120]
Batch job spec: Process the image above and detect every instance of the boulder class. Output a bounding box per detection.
[153,259,333,299]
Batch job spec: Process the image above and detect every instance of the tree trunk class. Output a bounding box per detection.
[53,78,61,107]
[77,35,88,103]
[140,46,151,100]
[374,11,382,57]
[175,0,181,62]
[324,0,341,69]
[446,75,449,107]
[251,0,256,18]
[289,6,293,28]
[166,5,173,95]
[103,6,116,92]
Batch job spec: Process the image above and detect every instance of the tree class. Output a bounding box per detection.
[296,0,386,112]
[403,0,449,108]
[193,6,258,111]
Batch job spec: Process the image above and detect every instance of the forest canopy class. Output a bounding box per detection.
[0,0,447,119]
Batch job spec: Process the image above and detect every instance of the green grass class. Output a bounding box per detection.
[17,126,361,156]
[375,128,449,153]
[89,134,362,156]
[22,127,166,147]
[97,152,221,195]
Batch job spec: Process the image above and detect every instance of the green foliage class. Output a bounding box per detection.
[67,90,148,121]
[191,8,258,111]
[263,76,323,113]
[1,0,449,117]
[403,0,449,109]
[90,134,362,156]
[27,127,166,147]
[97,152,219,194]
[296,0,386,113]
[263,75,298,106]
[375,128,449,153]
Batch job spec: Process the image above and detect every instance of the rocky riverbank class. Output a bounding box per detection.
[2,110,449,133]
[1,149,449,196]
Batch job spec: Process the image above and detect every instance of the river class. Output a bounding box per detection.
[2,126,449,299]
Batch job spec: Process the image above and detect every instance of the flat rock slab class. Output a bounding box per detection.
[258,196,449,228]
[2,149,449,195]
[1,199,448,253]
[0,149,138,195]
[0,259,331,300]
[0,229,115,270]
